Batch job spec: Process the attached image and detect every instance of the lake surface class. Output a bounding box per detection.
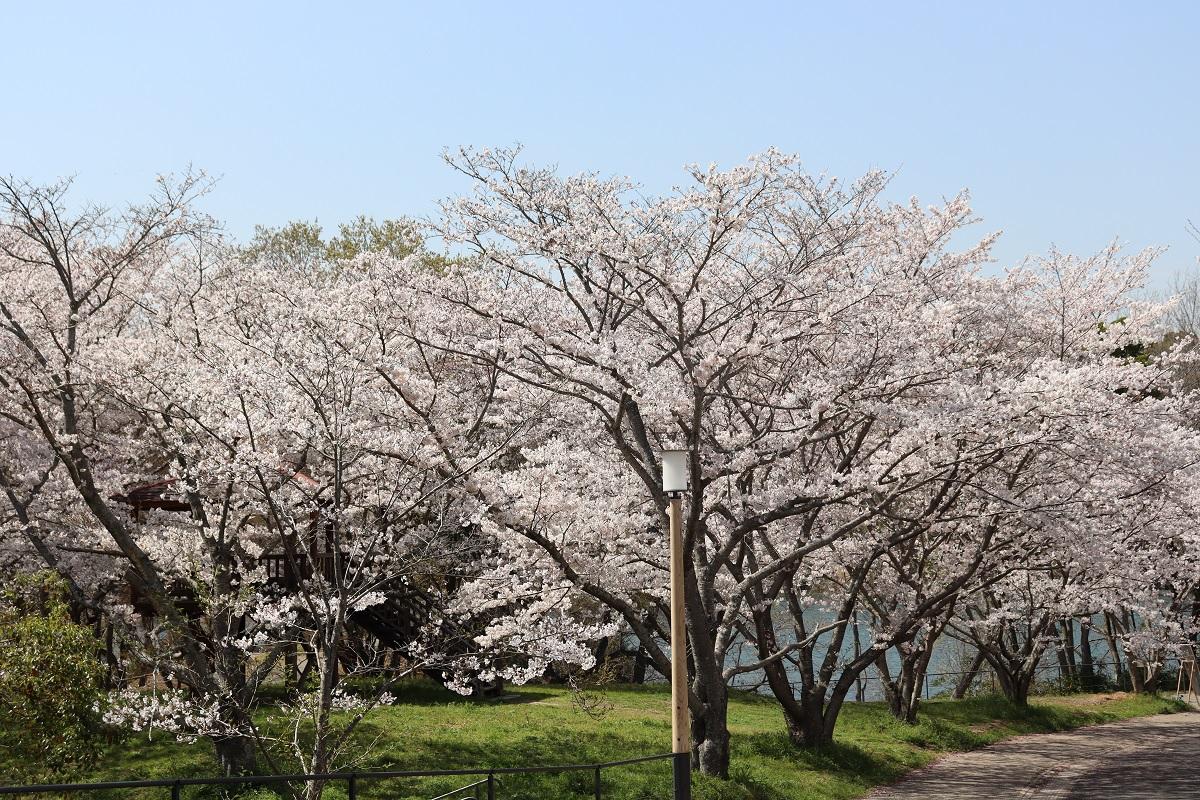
[642,610,1124,701]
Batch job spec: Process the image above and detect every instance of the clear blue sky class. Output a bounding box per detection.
[3,1,1197,285]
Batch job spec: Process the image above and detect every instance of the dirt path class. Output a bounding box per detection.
[863,711,1200,799]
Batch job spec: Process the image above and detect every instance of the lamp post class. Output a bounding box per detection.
[661,449,691,800]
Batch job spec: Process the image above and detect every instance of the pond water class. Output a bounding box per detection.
[640,610,1123,701]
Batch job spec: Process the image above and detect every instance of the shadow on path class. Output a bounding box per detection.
[864,711,1200,799]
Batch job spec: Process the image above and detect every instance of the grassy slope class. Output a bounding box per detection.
[49,684,1185,800]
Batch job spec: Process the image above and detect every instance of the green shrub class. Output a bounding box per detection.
[0,572,106,781]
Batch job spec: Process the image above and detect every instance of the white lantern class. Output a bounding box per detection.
[661,449,688,495]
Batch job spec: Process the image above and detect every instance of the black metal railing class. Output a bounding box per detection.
[0,753,686,800]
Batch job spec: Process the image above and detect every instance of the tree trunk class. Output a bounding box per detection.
[690,679,730,777]
[888,657,926,723]
[752,603,856,748]
[771,660,872,746]
[986,656,1033,705]
[1145,663,1162,693]
[1078,618,1096,690]
[780,665,867,747]
[780,693,830,747]
[213,733,257,776]
[953,650,986,698]
[102,620,118,690]
[1059,620,1077,682]
[632,646,647,684]
[998,669,1029,704]
[1103,613,1126,690]
[297,642,318,690]
[1055,640,1072,680]
[875,654,920,722]
[852,613,865,702]
[285,644,298,693]
[875,623,944,723]
[1128,654,1147,694]
[875,653,903,719]
[592,636,610,670]
[680,538,732,779]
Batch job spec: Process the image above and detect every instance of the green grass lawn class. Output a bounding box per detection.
[27,684,1186,800]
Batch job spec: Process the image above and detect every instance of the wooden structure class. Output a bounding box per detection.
[110,478,436,667]
[1175,647,1199,707]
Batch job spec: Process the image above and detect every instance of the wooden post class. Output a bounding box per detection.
[668,495,691,800]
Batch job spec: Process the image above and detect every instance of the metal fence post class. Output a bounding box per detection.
[487,771,495,800]
[171,780,181,800]
[348,773,357,800]
[672,751,691,800]
[593,766,602,800]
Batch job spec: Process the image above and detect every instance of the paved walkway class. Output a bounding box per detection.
[864,711,1200,799]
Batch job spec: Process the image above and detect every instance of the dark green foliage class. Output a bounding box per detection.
[0,573,107,782]
[1100,317,1171,398]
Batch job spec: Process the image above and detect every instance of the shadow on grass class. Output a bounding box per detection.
[922,693,1183,735]
[259,676,560,708]
[380,678,557,707]
[923,694,1063,727]
[344,728,677,800]
[741,731,904,784]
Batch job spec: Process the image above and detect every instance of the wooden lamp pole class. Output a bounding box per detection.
[661,449,691,800]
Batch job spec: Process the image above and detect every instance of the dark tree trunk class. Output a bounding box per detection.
[592,636,610,670]
[975,644,1038,706]
[632,646,647,684]
[777,664,867,747]
[1145,663,1162,693]
[102,620,118,690]
[994,661,1034,705]
[750,603,853,747]
[852,613,865,702]
[212,732,257,776]
[285,644,298,693]
[788,689,838,748]
[675,529,733,779]
[876,651,931,723]
[953,650,987,699]
[873,621,945,724]
[769,656,872,746]
[1061,620,1077,678]
[1079,618,1096,689]
[780,693,829,747]
[690,678,730,776]
[1103,612,1127,689]
[875,653,905,720]
[1127,650,1147,694]
[1055,641,1072,680]
[297,642,318,690]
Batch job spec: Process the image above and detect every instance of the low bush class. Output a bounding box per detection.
[0,573,107,782]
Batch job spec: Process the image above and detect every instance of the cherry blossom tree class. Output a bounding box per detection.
[409,148,1200,773]
[0,177,524,789]
[6,154,1200,788]
[0,174,266,762]
[93,251,511,793]
[940,247,1200,705]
